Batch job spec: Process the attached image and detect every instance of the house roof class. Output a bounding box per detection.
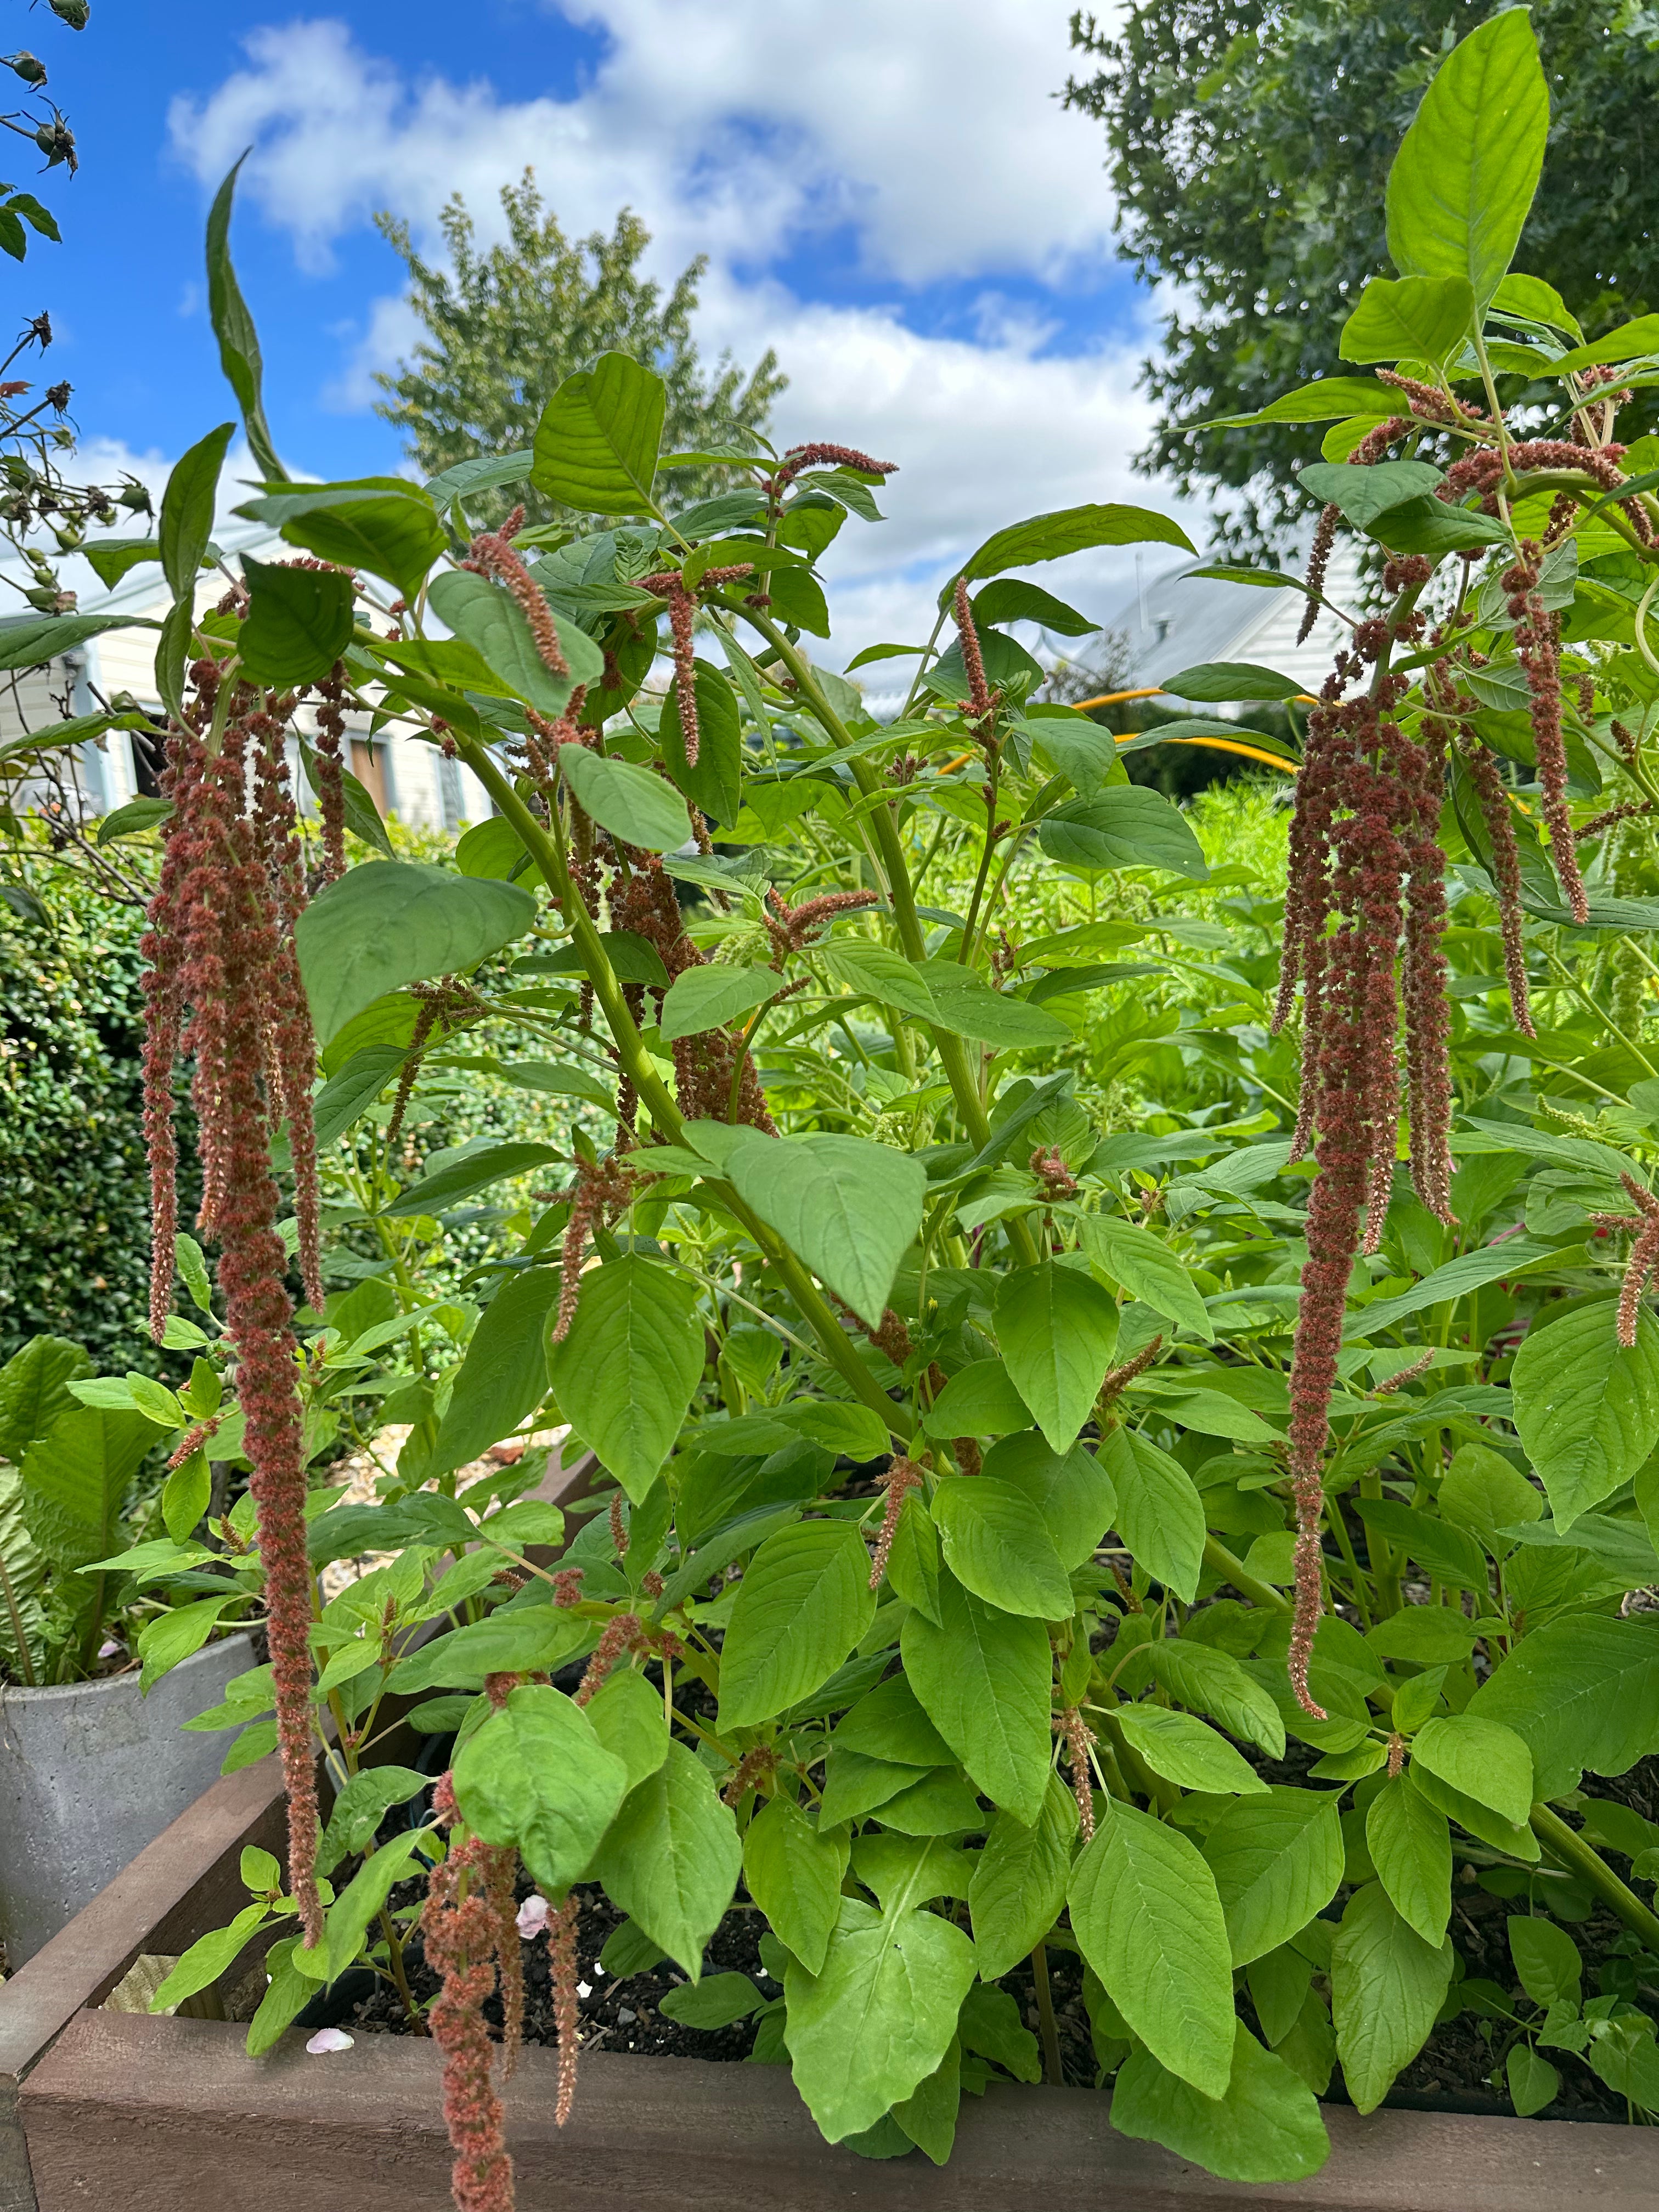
[1097,541,1364,701]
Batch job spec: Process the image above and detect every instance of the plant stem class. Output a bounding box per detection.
[1030,1939,1064,2086]
[1531,1802,1659,1951]
[1202,1532,1289,1613]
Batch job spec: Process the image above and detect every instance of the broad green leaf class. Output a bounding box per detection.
[425,452,535,504]
[296,735,392,859]
[877,1768,983,1837]
[930,1475,1071,1620]
[1552,315,1659,374]
[1115,1705,1268,1797]
[159,423,233,600]
[657,1972,762,2028]
[722,1130,925,1330]
[549,1255,704,1503]
[136,1595,237,1694]
[1384,8,1549,312]
[1202,1786,1345,1967]
[238,482,445,602]
[1079,1215,1212,1340]
[95,797,173,845]
[658,964,781,1043]
[557,742,691,853]
[428,568,603,717]
[1247,1946,1313,2049]
[1508,1915,1582,2010]
[295,862,535,1043]
[429,1266,559,1477]
[1099,1426,1206,1602]
[160,1453,211,1545]
[885,1490,941,1623]
[384,1140,562,1217]
[913,959,1069,1047]
[1159,661,1302,703]
[1068,1798,1234,2096]
[1507,2042,1561,2119]
[0,612,156,675]
[818,1747,929,1829]
[1297,458,1444,529]
[1366,1774,1451,1947]
[1410,1715,1533,1828]
[1037,787,1210,879]
[960,503,1194,584]
[311,1044,407,1150]
[577,1663,669,1795]
[742,1795,848,1975]
[532,351,666,516]
[1339,274,1475,365]
[592,1738,741,1975]
[921,1359,1033,1442]
[1205,376,1398,428]
[452,1684,630,1896]
[318,1767,426,1866]
[1137,1638,1286,1759]
[834,1673,953,1768]
[245,1938,318,2056]
[901,1568,1052,1824]
[20,1407,155,1573]
[383,1606,591,1695]
[967,1775,1077,1979]
[975,577,1095,633]
[716,1520,877,1729]
[1111,2023,1329,2185]
[1330,1881,1453,2113]
[205,156,284,481]
[661,657,743,827]
[890,2036,962,2165]
[0,1335,90,1464]
[149,1903,268,2013]
[980,1429,1116,1570]
[995,1262,1119,1454]
[319,1831,423,1983]
[1365,1609,1479,1667]
[1511,1305,1659,1529]
[239,556,354,686]
[783,1894,977,2141]
[818,940,940,1025]
[1342,1234,1555,1341]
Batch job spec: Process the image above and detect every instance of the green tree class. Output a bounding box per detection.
[374,172,786,521]
[1065,1,1659,551]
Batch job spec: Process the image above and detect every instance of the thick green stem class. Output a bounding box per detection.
[1531,1802,1659,1952]
[1203,1533,1290,1615]
[1030,1939,1064,2086]
[453,736,911,1441]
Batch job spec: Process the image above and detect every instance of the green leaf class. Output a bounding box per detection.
[716,1520,877,1730]
[1068,1798,1234,2096]
[318,1767,425,1866]
[1115,1705,1269,1796]
[1384,8,1549,313]
[1365,1609,1479,1666]
[238,483,445,602]
[930,1475,1073,1620]
[384,1139,562,1218]
[425,452,535,505]
[1137,1639,1286,1760]
[885,1491,941,1624]
[136,1595,236,1694]
[901,1568,1052,1824]
[1410,1714,1533,1828]
[1037,787,1209,879]
[913,960,1070,1047]
[1507,2042,1560,2119]
[921,1359,1033,1442]
[557,742,690,853]
[1330,1881,1453,2113]
[532,352,666,516]
[1202,1786,1345,1967]
[994,1262,1119,1454]
[1159,661,1302,703]
[0,612,158,675]
[0,1334,90,1464]
[430,1266,560,1477]
[818,940,940,1025]
[742,1795,849,1975]
[238,556,354,687]
[160,1452,211,1545]
[452,1683,630,1897]
[1205,376,1402,428]
[592,1738,741,1976]
[83,537,162,589]
[783,1893,977,2141]
[311,1045,407,1152]
[973,577,1097,635]
[1552,315,1659,375]
[294,861,536,1045]
[1508,1915,1582,2010]
[960,503,1194,584]
[321,1830,422,1983]
[980,1430,1116,1571]
[658,965,781,1044]
[206,157,284,482]
[20,1406,155,1573]
[1111,2023,1329,2186]
[1339,274,1476,365]
[1078,1215,1212,1340]
[658,1971,762,2028]
[549,1255,704,1503]
[661,658,743,826]
[95,796,173,847]
[890,2038,963,2165]
[1365,1774,1451,1948]
[427,568,603,718]
[1297,458,1445,528]
[834,1674,953,1767]
[1511,1305,1659,1530]
[1247,1946,1313,2049]
[1342,1235,1556,1341]
[244,1938,316,2056]
[1099,1427,1206,1602]
[149,1903,268,2014]
[383,1606,591,1695]
[721,1128,924,1331]
[967,1774,1077,1979]
[159,423,234,601]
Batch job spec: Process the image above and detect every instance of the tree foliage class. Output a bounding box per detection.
[1065,1,1659,550]
[373,172,787,521]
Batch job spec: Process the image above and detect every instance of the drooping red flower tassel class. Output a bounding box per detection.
[424,1775,516,2212]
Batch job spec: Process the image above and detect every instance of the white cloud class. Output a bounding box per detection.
[160,8,1189,672]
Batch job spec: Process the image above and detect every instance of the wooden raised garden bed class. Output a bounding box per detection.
[5,1444,1657,2212]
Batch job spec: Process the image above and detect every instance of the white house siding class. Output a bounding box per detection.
[1101,541,1366,702]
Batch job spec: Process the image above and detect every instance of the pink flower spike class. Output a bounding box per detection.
[516,1893,551,1940]
[305,2028,354,2055]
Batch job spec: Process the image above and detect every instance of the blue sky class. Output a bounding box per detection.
[19,1,1181,658]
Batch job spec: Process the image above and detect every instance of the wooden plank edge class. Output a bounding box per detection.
[20,2011,1659,2212]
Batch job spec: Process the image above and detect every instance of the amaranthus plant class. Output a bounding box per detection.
[54,21,1659,2191]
